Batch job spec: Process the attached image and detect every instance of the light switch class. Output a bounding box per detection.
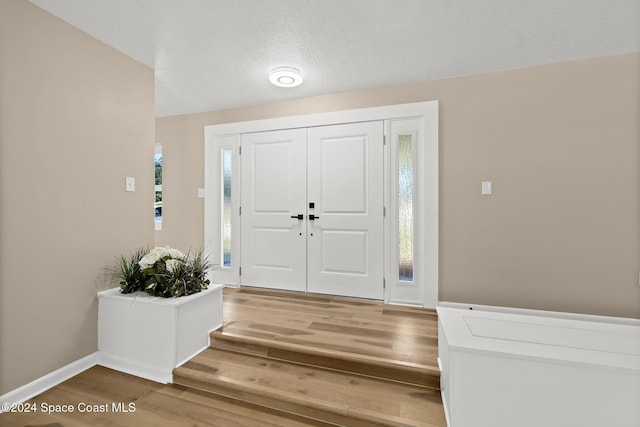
[125,176,135,192]
[481,181,492,195]
[197,188,205,198]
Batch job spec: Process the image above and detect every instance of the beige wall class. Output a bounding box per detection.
[2,0,634,400]
[0,1,155,394]
[157,53,639,319]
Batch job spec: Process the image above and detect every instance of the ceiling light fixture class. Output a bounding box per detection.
[269,67,303,88]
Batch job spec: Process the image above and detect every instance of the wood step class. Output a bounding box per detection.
[173,348,446,427]
[219,287,441,389]
[210,329,440,389]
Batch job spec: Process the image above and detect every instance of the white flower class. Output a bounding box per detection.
[165,259,184,273]
[138,253,157,270]
[138,246,186,270]
[166,247,185,259]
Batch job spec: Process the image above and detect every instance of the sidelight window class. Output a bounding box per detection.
[155,144,163,230]
[222,148,232,267]
[398,133,415,282]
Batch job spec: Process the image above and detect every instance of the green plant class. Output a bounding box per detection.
[107,247,148,294]
[108,247,211,298]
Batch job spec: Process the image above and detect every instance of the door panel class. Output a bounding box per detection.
[307,122,384,299]
[319,136,367,213]
[321,230,368,274]
[253,142,293,212]
[253,228,293,268]
[240,129,307,291]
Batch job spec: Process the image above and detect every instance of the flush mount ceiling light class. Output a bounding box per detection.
[269,66,303,87]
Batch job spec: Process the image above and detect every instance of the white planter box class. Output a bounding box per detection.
[97,284,224,383]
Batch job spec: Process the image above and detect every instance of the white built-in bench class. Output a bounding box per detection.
[437,304,640,427]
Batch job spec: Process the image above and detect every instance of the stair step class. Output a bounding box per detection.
[210,329,440,389]
[173,348,446,427]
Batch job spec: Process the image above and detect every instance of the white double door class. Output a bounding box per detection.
[240,121,384,299]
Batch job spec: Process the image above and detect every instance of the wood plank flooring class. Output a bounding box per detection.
[0,366,330,427]
[1,286,445,426]
[174,287,446,426]
[211,287,440,388]
[220,287,440,374]
[174,348,445,427]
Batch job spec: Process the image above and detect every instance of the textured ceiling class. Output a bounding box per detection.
[30,0,640,117]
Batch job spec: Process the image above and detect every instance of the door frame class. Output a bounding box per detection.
[204,101,438,308]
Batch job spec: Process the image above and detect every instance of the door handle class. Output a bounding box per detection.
[290,214,304,220]
[308,214,320,221]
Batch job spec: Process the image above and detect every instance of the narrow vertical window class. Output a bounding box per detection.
[222,148,232,267]
[398,134,414,281]
[154,145,163,230]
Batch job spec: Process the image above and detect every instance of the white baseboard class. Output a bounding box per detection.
[387,298,423,307]
[97,352,171,384]
[0,352,98,411]
[215,282,239,288]
[437,301,640,326]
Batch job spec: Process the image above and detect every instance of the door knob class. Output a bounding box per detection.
[308,214,320,220]
[290,214,304,220]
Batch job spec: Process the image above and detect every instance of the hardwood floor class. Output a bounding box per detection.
[216,287,441,387]
[0,366,332,426]
[1,286,445,426]
[174,287,445,426]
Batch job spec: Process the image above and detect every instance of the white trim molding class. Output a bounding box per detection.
[0,352,98,410]
[204,101,439,308]
[205,101,438,136]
